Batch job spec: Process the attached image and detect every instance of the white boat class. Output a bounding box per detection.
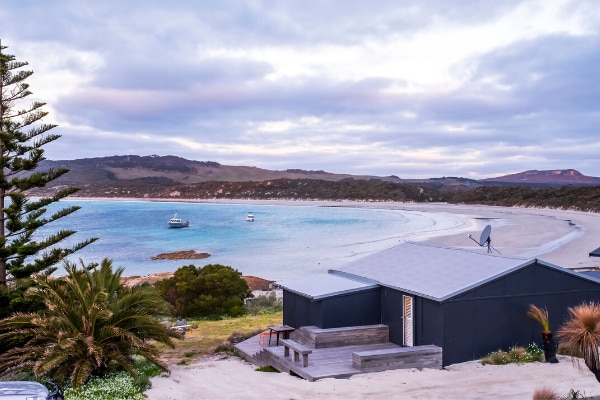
[246,212,255,222]
[168,211,189,228]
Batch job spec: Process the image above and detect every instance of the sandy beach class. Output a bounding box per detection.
[145,202,600,400]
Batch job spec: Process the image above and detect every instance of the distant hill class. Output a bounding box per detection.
[38,155,402,186]
[30,156,600,204]
[481,169,600,186]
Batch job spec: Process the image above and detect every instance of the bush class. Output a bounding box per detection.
[245,292,282,315]
[156,264,251,319]
[64,357,162,400]
[480,344,544,365]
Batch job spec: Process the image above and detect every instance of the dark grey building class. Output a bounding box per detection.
[276,242,600,366]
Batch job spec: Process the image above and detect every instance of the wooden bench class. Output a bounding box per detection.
[281,339,313,367]
[291,324,389,348]
[352,345,442,372]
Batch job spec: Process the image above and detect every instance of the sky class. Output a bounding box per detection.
[1,1,600,179]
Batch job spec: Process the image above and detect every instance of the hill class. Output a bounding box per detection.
[38,155,402,186]
[482,169,600,186]
[27,156,600,211]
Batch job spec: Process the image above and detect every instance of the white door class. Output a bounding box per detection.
[403,295,414,347]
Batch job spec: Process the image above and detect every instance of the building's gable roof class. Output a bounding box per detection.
[275,272,378,300]
[330,241,534,301]
[276,242,600,303]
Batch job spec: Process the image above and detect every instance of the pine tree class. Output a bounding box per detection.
[0,39,97,288]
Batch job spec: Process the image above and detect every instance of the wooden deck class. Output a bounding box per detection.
[234,325,442,381]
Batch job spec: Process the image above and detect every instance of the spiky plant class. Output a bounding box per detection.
[556,302,600,382]
[527,304,551,334]
[0,258,178,387]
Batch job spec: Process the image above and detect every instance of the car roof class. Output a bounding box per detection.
[0,381,49,398]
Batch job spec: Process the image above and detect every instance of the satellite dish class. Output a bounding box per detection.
[468,224,500,254]
[479,225,491,247]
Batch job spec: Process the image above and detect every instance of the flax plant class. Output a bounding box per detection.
[0,258,179,387]
[556,302,600,382]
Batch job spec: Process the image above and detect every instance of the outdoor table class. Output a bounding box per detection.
[268,324,295,346]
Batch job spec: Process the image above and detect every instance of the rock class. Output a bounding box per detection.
[150,250,211,260]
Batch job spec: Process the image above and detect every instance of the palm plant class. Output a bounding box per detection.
[0,258,178,387]
[527,304,558,363]
[557,302,600,382]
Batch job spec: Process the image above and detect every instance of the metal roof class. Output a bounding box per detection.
[578,270,600,281]
[275,273,378,300]
[276,241,600,303]
[330,241,533,301]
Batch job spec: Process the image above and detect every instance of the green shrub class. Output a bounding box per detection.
[480,344,544,365]
[64,372,145,400]
[245,292,282,315]
[155,264,251,319]
[64,356,161,400]
[527,342,544,360]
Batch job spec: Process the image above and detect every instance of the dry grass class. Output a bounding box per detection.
[532,387,559,400]
[557,302,600,371]
[156,311,283,366]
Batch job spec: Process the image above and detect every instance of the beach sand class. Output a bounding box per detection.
[146,355,599,400]
[145,202,600,400]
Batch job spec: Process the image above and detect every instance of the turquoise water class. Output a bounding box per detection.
[37,200,468,281]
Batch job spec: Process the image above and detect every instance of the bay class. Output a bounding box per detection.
[36,200,469,281]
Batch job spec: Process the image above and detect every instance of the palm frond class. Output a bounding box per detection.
[0,258,176,387]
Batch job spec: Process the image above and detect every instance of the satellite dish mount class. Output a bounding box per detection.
[468,224,500,254]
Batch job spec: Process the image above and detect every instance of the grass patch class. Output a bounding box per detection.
[256,365,279,373]
[157,311,283,364]
[480,343,544,365]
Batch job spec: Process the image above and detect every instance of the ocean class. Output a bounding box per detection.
[36,200,470,281]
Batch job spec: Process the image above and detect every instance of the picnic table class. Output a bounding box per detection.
[268,324,295,346]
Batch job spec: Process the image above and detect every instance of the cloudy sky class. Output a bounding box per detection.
[2,1,599,179]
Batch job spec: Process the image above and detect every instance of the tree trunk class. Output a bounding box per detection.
[542,332,558,363]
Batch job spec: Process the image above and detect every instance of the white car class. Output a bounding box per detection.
[0,381,63,400]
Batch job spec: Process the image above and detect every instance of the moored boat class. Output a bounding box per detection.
[168,211,189,228]
[246,212,255,222]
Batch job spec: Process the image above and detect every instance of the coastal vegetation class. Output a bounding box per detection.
[155,263,251,319]
[449,185,600,213]
[480,343,544,365]
[557,302,600,383]
[58,173,600,213]
[0,258,178,387]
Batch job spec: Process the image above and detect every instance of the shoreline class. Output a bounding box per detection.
[80,198,599,276]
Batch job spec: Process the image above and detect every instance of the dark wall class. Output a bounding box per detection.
[441,263,600,365]
[282,291,320,328]
[283,288,381,328]
[320,288,381,328]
